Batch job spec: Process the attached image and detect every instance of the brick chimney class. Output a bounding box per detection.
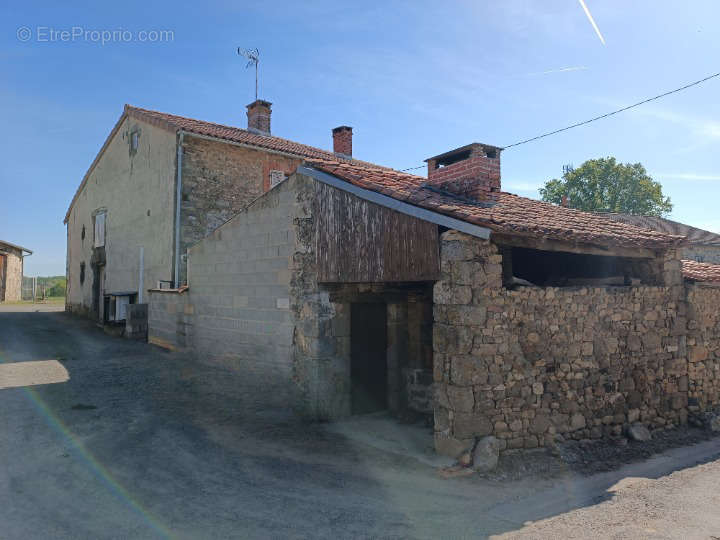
[246,99,272,135]
[425,143,501,202]
[332,126,353,157]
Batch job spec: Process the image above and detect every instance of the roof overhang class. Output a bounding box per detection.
[297,165,492,239]
[0,241,32,255]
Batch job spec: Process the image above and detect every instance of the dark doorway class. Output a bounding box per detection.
[351,303,388,414]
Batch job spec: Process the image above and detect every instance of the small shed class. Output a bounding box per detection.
[0,241,32,302]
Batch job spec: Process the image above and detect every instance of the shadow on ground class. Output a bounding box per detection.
[1,309,718,539]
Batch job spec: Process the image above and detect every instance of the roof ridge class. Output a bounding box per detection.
[125,104,391,170]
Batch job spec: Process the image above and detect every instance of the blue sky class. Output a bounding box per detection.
[1,1,719,276]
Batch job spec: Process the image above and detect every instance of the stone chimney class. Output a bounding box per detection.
[332,126,353,157]
[425,143,501,202]
[246,99,272,135]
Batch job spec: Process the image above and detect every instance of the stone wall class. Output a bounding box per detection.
[1,246,23,302]
[179,136,301,284]
[66,115,177,316]
[687,284,720,411]
[290,174,353,419]
[433,230,689,457]
[683,245,720,265]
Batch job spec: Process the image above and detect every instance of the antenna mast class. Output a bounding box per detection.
[237,48,260,100]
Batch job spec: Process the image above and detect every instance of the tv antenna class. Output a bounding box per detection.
[238,47,260,100]
[562,163,574,175]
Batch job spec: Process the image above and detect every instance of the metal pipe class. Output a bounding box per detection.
[174,131,184,288]
[138,246,144,303]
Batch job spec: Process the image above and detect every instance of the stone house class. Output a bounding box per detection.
[601,213,720,264]
[147,139,720,456]
[64,100,371,323]
[0,240,32,302]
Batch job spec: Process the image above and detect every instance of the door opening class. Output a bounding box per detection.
[351,303,388,414]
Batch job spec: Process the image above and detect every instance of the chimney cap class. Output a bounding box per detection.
[424,142,502,163]
[332,125,353,133]
[246,99,273,109]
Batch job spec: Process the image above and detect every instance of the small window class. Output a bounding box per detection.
[94,212,106,248]
[130,131,139,153]
[269,170,286,188]
[81,225,86,243]
[79,262,86,285]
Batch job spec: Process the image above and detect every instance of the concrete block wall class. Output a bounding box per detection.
[148,174,301,409]
[148,290,191,350]
[178,136,302,284]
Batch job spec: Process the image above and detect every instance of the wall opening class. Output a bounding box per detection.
[503,246,657,288]
[434,149,471,169]
[350,302,388,414]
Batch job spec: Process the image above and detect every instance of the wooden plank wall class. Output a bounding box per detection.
[315,182,440,283]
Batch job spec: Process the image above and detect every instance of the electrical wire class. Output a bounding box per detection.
[397,70,720,170]
[503,70,720,149]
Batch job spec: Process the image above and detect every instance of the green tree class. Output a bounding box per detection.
[539,157,672,216]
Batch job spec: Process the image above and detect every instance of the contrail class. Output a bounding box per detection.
[578,0,606,45]
[539,66,589,75]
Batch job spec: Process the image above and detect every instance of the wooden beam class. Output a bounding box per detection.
[491,232,657,259]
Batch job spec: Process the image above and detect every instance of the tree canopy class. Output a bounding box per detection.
[539,157,672,216]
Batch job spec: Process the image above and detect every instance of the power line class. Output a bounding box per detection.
[397,70,720,170]
[503,70,720,149]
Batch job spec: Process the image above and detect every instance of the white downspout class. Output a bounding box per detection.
[138,246,144,303]
[174,131,184,288]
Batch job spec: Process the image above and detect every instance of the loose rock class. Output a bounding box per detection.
[627,423,652,442]
[472,436,502,472]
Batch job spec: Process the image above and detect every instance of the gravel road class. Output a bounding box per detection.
[2,305,719,539]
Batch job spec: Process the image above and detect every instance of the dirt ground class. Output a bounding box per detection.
[1,304,720,539]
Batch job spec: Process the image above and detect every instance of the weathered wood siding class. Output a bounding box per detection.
[315,182,440,283]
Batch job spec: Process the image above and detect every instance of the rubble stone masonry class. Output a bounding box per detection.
[687,284,720,411]
[432,230,711,457]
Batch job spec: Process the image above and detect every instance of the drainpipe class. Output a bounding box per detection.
[21,249,32,301]
[138,246,144,303]
[174,131,184,288]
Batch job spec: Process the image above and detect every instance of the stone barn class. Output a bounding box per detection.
[148,142,720,456]
[0,240,32,302]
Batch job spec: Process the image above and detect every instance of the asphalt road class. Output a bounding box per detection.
[1,305,719,539]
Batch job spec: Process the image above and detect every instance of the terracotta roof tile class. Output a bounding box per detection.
[600,214,720,247]
[681,260,720,282]
[305,158,686,250]
[125,105,385,169]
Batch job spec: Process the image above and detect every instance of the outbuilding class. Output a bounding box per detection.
[149,141,720,456]
[0,240,31,303]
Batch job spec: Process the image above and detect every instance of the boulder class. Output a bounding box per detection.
[472,436,502,473]
[709,414,720,432]
[627,423,652,442]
